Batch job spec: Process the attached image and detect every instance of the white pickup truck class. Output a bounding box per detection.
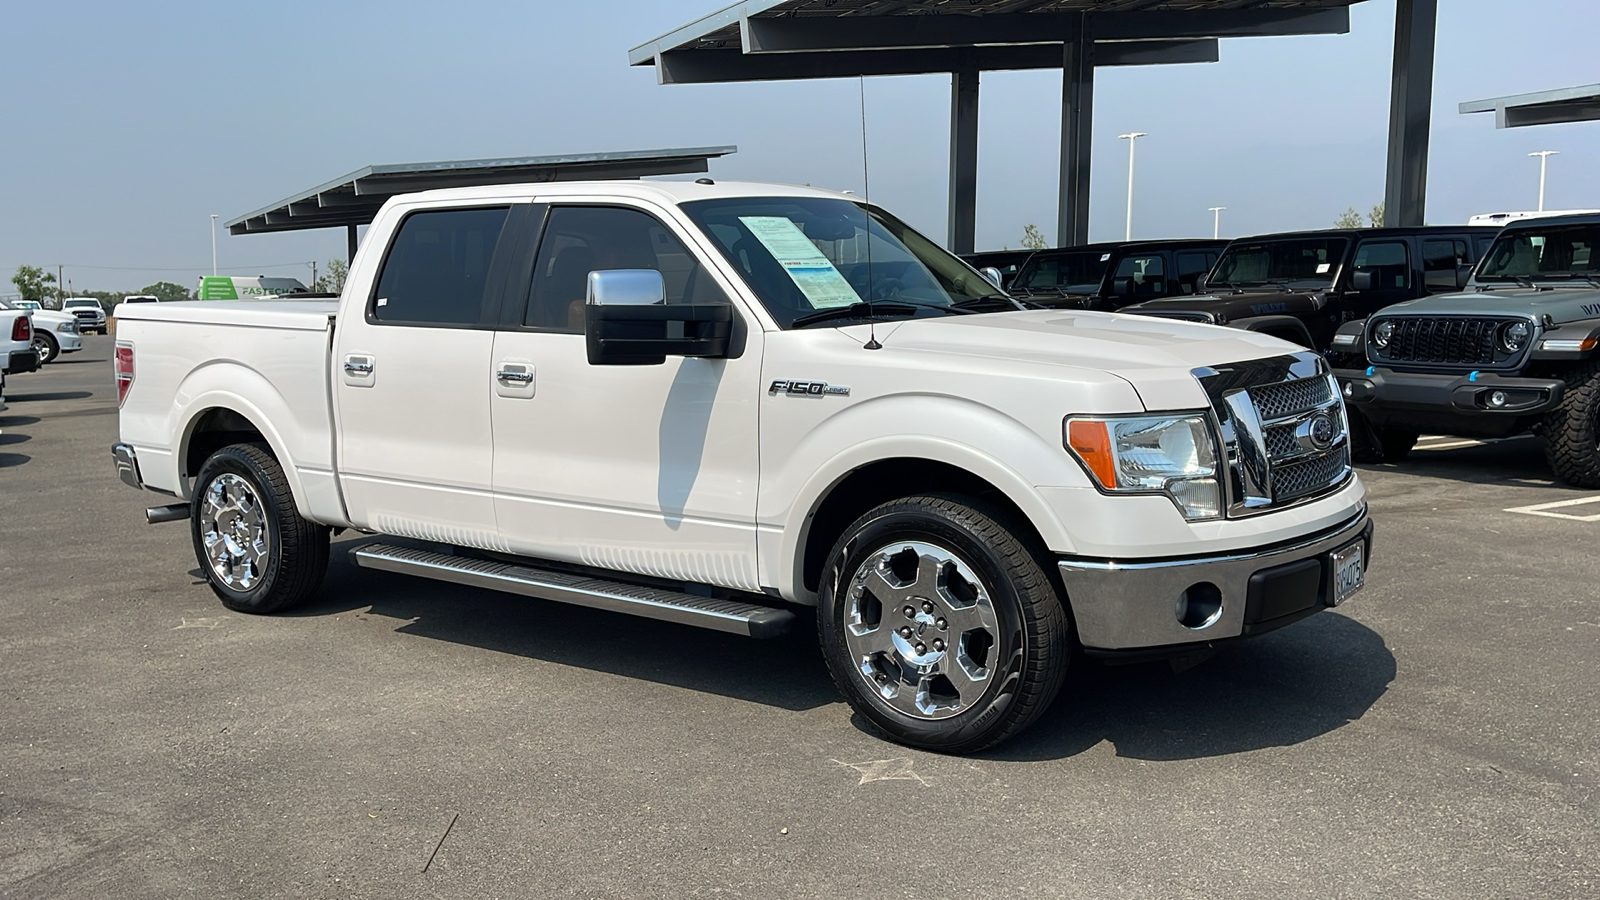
[111,180,1372,752]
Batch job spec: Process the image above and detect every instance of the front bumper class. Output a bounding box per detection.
[1058,510,1373,651]
[6,348,41,375]
[1333,366,1565,416]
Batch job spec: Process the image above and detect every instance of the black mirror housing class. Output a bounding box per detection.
[586,303,733,365]
[1350,270,1374,292]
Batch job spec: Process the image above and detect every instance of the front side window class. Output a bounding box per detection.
[1478,223,1600,281]
[681,196,1013,329]
[1423,238,1470,291]
[1351,240,1410,290]
[1208,238,1348,289]
[1113,254,1165,296]
[371,206,510,326]
[524,206,729,333]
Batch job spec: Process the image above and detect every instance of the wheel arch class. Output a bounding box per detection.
[1231,315,1316,349]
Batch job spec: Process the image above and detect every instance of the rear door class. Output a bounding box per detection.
[332,201,527,548]
[488,201,764,591]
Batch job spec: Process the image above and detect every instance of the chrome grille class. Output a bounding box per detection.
[1192,352,1352,518]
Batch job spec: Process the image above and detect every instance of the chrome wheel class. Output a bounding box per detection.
[200,473,269,590]
[843,541,1000,720]
[32,335,55,364]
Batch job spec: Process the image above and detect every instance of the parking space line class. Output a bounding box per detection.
[1414,439,1486,451]
[1504,496,1600,521]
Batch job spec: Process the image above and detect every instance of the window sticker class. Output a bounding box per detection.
[1100,253,1112,262]
[1316,263,1331,274]
[739,216,861,308]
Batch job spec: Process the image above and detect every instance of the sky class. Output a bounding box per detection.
[2,0,1597,293]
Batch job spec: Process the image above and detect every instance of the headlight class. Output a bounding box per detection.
[1500,321,1530,352]
[1372,320,1394,349]
[58,321,77,334]
[1065,415,1222,521]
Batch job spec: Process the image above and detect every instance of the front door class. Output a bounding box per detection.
[489,203,764,592]
[333,202,524,549]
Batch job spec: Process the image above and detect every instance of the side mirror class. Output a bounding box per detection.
[1350,270,1374,292]
[1456,264,1474,290]
[584,269,732,366]
[1112,276,1134,296]
[1194,276,1209,293]
[979,267,1004,289]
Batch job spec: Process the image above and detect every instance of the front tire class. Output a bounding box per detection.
[1545,361,1600,487]
[191,443,329,613]
[1349,410,1418,463]
[32,332,58,365]
[817,495,1070,754]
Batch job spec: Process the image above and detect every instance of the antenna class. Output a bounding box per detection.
[859,75,881,350]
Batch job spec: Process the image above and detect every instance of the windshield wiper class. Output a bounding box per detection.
[789,300,971,330]
[951,296,1025,312]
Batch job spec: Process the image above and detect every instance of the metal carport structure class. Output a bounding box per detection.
[629,0,1441,252]
[224,146,738,260]
[1460,83,1600,129]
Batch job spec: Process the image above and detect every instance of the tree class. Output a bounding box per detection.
[139,281,191,302]
[1368,202,1385,227]
[1020,224,1048,251]
[1333,207,1364,228]
[312,259,348,294]
[12,265,56,303]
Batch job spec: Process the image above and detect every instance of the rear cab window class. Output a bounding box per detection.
[371,206,511,326]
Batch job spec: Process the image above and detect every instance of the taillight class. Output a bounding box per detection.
[115,343,135,407]
[10,315,29,343]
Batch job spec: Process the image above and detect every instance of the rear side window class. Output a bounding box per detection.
[372,206,510,325]
[525,206,727,333]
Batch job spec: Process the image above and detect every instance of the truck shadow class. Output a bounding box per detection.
[981,612,1394,762]
[0,422,34,468]
[7,390,93,403]
[1358,435,1566,488]
[297,538,1392,755]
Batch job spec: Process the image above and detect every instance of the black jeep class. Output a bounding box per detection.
[1333,213,1600,485]
[1006,240,1227,310]
[1118,226,1500,350]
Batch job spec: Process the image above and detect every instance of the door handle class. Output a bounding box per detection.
[496,367,534,385]
[344,358,374,375]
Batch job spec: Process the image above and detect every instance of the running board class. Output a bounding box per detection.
[351,542,794,639]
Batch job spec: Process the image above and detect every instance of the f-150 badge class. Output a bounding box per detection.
[770,380,850,397]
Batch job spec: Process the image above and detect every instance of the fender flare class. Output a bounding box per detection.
[1229,314,1315,348]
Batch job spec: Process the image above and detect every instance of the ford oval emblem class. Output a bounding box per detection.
[1308,412,1336,451]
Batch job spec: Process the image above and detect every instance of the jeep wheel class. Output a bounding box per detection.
[1349,411,1418,464]
[191,443,329,613]
[817,495,1070,754]
[1545,361,1600,488]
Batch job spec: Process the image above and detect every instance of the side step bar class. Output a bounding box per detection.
[351,542,794,639]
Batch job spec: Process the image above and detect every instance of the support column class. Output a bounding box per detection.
[347,225,360,264]
[1058,14,1095,248]
[1383,0,1436,227]
[948,68,980,254]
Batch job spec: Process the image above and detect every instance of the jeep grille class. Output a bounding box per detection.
[1369,315,1531,368]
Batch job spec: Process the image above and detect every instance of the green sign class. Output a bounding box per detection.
[198,277,239,301]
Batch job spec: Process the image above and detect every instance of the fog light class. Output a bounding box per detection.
[1176,583,1223,630]
[1342,382,1354,398]
[1489,390,1508,408]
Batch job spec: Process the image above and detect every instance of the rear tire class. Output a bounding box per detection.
[190,443,329,613]
[32,332,58,365]
[1349,410,1418,463]
[816,494,1070,754]
[1544,361,1600,488]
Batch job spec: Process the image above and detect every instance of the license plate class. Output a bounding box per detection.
[1330,541,1365,606]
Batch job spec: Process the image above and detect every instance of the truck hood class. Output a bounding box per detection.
[855,309,1304,409]
[23,309,76,327]
[1375,286,1600,325]
[1122,288,1326,322]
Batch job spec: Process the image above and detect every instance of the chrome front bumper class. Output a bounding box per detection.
[1058,510,1373,651]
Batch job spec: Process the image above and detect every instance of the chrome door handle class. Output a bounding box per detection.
[496,368,534,385]
[344,358,374,375]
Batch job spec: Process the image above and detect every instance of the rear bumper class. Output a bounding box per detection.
[1058,510,1372,651]
[1334,366,1565,416]
[6,348,41,375]
[112,443,144,490]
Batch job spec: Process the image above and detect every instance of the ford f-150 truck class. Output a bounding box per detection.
[111,180,1372,752]
[1334,213,1600,483]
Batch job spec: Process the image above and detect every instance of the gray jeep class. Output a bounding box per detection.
[1333,213,1600,486]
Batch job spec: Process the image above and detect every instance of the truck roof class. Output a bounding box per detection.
[1229,225,1501,242]
[1496,211,1600,229]
[396,179,853,208]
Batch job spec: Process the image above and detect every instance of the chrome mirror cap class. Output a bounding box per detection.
[586,269,666,307]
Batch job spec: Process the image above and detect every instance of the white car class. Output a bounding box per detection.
[1,308,37,410]
[62,298,108,334]
[111,179,1372,752]
[0,299,83,364]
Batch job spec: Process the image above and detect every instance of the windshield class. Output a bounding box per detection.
[64,300,98,309]
[1478,223,1600,281]
[1209,238,1348,288]
[680,197,1013,329]
[1013,250,1110,294]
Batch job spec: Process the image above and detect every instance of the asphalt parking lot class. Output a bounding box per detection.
[2,335,1596,899]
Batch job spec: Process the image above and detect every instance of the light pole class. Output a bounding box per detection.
[1118,132,1147,241]
[210,214,219,277]
[1529,151,1558,212]
[1208,206,1226,239]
